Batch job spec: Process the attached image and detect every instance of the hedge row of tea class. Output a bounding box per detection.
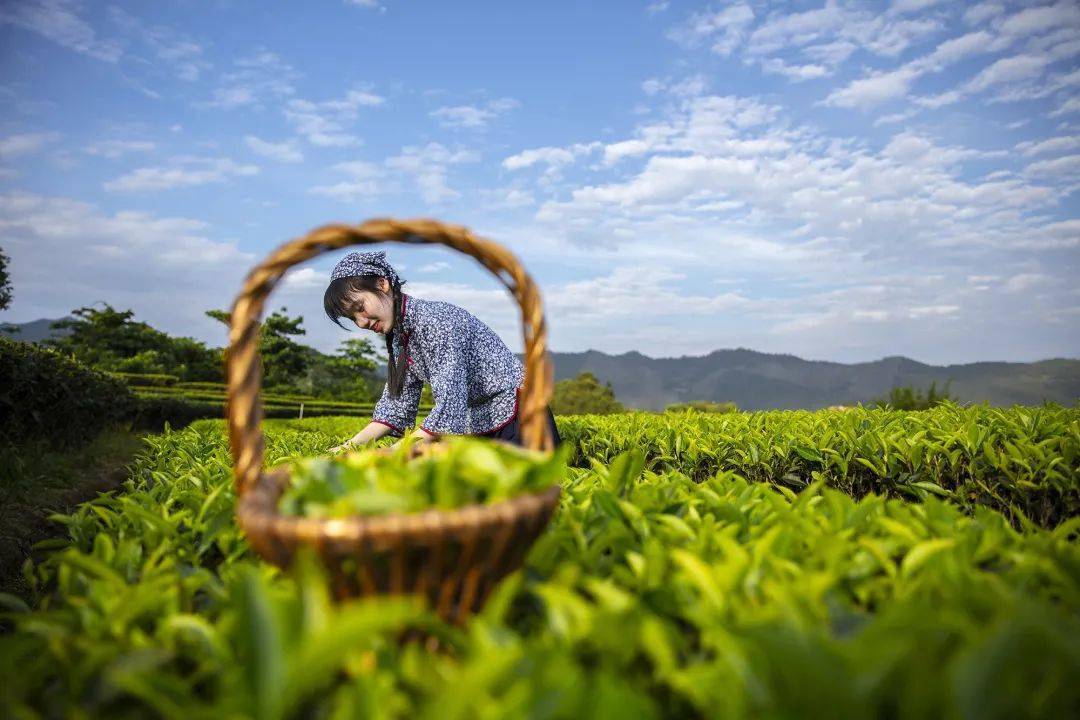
[2,409,1078,718]
[114,372,390,419]
[558,402,1080,528]
[0,337,136,447]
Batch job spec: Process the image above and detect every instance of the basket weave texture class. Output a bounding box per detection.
[227,219,560,623]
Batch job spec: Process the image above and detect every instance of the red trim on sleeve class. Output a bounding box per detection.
[372,419,402,433]
[482,386,520,435]
[422,387,522,438]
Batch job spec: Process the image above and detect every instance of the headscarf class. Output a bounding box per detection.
[329,250,401,288]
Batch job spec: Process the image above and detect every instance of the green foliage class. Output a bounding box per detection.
[293,337,382,402]
[48,304,222,381]
[558,401,1080,527]
[0,336,136,448]
[664,400,738,413]
[550,371,625,415]
[208,307,312,389]
[872,380,956,410]
[280,437,570,517]
[0,245,12,312]
[1,416,1078,717]
[110,371,180,387]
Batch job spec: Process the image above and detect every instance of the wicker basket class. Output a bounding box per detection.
[226,218,560,624]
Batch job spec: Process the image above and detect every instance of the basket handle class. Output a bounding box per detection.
[226,218,555,495]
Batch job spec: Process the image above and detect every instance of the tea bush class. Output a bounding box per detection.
[1,410,1078,717]
[0,337,137,447]
[559,401,1080,527]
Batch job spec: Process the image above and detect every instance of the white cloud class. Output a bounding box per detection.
[84,139,156,159]
[385,143,478,203]
[309,160,382,202]
[824,30,992,109]
[760,58,829,81]
[890,0,948,14]
[907,304,959,318]
[546,265,752,323]
[282,267,324,290]
[285,87,385,147]
[206,50,299,110]
[0,191,254,337]
[527,92,1074,280]
[965,54,1051,94]
[503,142,600,173]
[104,156,259,192]
[0,132,62,158]
[1050,96,1080,117]
[1004,273,1048,292]
[964,2,1004,27]
[1016,136,1080,156]
[418,261,451,273]
[994,1,1080,43]
[430,97,520,130]
[0,0,122,62]
[824,67,920,108]
[244,135,303,163]
[108,7,210,82]
[1023,154,1080,178]
[668,4,755,56]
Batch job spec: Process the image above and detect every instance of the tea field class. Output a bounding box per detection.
[2,403,1078,718]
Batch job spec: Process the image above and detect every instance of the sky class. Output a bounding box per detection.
[0,0,1078,366]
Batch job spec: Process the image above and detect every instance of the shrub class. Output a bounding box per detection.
[550,371,625,415]
[665,400,738,413]
[0,337,136,447]
[130,396,224,431]
[109,371,180,387]
[872,380,956,410]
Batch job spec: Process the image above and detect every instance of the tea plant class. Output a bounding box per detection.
[1,408,1077,718]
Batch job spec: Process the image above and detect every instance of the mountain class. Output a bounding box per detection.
[0,318,72,343]
[5,316,1075,410]
[537,348,1080,410]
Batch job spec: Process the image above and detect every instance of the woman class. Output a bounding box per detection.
[323,250,562,452]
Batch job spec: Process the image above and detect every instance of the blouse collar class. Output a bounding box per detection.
[397,292,417,335]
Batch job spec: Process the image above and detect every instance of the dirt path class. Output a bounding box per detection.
[0,431,147,598]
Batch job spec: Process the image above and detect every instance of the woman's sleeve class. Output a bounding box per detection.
[371,371,424,436]
[418,322,472,436]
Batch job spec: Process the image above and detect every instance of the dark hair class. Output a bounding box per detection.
[323,274,409,398]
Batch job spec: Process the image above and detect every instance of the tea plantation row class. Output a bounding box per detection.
[1,406,1078,718]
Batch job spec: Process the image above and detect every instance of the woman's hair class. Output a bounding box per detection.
[323,274,409,398]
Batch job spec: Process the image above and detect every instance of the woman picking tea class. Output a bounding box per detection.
[323,251,561,452]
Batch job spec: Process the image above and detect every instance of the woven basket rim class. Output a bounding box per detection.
[238,467,561,543]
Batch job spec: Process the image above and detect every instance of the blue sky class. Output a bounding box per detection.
[1,0,1077,365]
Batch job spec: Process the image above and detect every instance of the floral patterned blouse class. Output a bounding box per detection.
[371,293,525,437]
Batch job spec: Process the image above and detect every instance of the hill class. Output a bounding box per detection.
[541,348,1080,410]
[0,318,73,343]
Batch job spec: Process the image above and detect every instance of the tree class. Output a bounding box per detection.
[48,303,223,381]
[207,307,310,389]
[549,371,625,415]
[295,337,382,401]
[872,380,956,410]
[0,246,12,312]
[49,304,173,367]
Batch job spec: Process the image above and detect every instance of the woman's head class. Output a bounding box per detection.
[324,250,409,398]
[323,274,397,335]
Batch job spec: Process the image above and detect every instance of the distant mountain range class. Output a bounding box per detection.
[0,318,72,343]
[5,318,1077,409]
[544,349,1080,410]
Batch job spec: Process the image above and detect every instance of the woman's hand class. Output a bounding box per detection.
[330,436,365,454]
